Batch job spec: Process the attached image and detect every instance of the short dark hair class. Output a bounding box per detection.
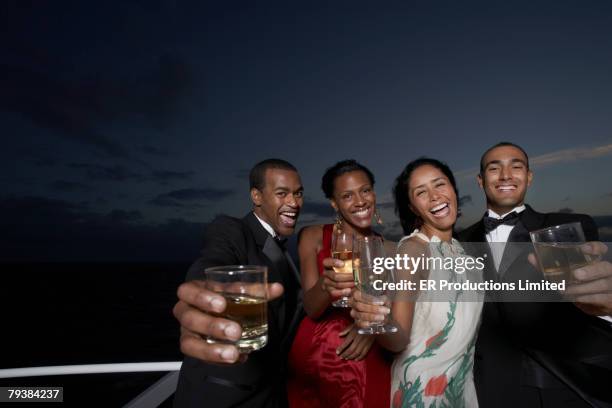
[249,159,298,190]
[479,142,529,174]
[393,157,458,235]
[321,159,375,199]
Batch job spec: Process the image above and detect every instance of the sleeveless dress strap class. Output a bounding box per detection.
[322,223,334,251]
[316,224,334,276]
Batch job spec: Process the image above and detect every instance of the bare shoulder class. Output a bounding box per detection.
[298,224,324,249]
[397,236,428,257]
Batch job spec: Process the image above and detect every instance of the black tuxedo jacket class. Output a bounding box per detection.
[458,205,612,408]
[174,213,303,408]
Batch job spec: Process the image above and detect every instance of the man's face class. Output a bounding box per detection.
[251,168,303,236]
[477,145,533,214]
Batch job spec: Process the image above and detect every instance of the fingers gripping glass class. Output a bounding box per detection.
[530,222,601,285]
[353,236,398,335]
[331,229,354,308]
[204,265,268,353]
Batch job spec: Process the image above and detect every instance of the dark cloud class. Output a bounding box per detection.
[68,163,145,182]
[235,168,250,179]
[0,196,204,262]
[140,145,171,157]
[50,180,92,193]
[377,202,395,210]
[150,170,195,185]
[458,195,472,207]
[558,207,574,213]
[0,64,130,157]
[0,54,192,158]
[380,221,404,242]
[302,201,334,217]
[106,209,143,223]
[149,188,235,208]
[160,188,234,201]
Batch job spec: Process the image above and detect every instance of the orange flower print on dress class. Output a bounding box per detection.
[425,330,444,348]
[392,387,403,408]
[424,374,448,396]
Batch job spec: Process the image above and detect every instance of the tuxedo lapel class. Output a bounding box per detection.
[498,205,546,279]
[461,219,497,281]
[243,212,302,340]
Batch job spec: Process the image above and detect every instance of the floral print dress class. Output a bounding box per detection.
[391,231,483,408]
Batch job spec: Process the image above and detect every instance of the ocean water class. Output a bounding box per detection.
[0,262,188,406]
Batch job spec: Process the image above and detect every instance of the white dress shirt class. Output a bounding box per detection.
[253,212,277,238]
[484,206,612,324]
[484,205,526,270]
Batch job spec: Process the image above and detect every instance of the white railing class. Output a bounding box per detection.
[0,362,183,408]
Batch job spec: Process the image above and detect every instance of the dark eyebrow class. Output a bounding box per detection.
[339,183,372,194]
[413,177,444,189]
[485,158,527,168]
[484,160,502,168]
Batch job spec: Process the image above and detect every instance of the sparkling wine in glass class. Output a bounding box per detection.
[331,228,353,308]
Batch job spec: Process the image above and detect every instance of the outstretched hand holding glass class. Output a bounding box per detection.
[352,235,398,335]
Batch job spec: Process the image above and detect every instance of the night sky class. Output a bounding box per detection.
[2,1,612,262]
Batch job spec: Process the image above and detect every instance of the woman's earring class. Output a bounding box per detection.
[335,212,343,230]
[374,208,383,225]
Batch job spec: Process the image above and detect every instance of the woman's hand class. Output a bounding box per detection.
[349,289,391,329]
[336,323,375,361]
[321,257,355,298]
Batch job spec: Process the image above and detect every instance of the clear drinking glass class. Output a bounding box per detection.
[530,222,601,284]
[353,235,398,335]
[204,265,268,353]
[331,228,354,308]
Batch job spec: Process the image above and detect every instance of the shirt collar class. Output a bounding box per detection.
[253,212,277,238]
[487,204,526,220]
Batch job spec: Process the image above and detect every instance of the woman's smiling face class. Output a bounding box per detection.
[408,164,457,234]
[331,170,376,230]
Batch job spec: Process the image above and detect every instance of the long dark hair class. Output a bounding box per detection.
[393,157,459,235]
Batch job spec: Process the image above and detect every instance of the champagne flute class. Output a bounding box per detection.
[331,228,353,308]
[353,235,398,334]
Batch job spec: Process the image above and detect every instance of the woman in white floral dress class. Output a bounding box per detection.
[351,158,483,408]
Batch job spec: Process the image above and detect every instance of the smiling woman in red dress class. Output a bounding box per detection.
[286,160,391,408]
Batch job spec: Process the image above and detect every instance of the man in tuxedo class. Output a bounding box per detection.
[458,142,612,407]
[172,158,305,407]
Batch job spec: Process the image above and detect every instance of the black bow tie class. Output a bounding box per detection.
[483,211,520,233]
[274,236,288,249]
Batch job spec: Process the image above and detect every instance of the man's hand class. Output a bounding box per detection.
[173,280,284,364]
[336,323,375,361]
[321,258,355,298]
[349,289,390,329]
[529,242,612,316]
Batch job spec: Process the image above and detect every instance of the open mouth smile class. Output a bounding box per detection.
[429,203,450,218]
[279,211,298,226]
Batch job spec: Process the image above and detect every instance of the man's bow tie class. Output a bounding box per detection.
[274,236,288,249]
[483,211,519,233]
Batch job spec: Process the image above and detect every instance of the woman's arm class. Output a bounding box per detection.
[300,225,355,319]
[351,237,427,352]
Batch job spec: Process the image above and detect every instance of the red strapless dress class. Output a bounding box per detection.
[287,224,391,408]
